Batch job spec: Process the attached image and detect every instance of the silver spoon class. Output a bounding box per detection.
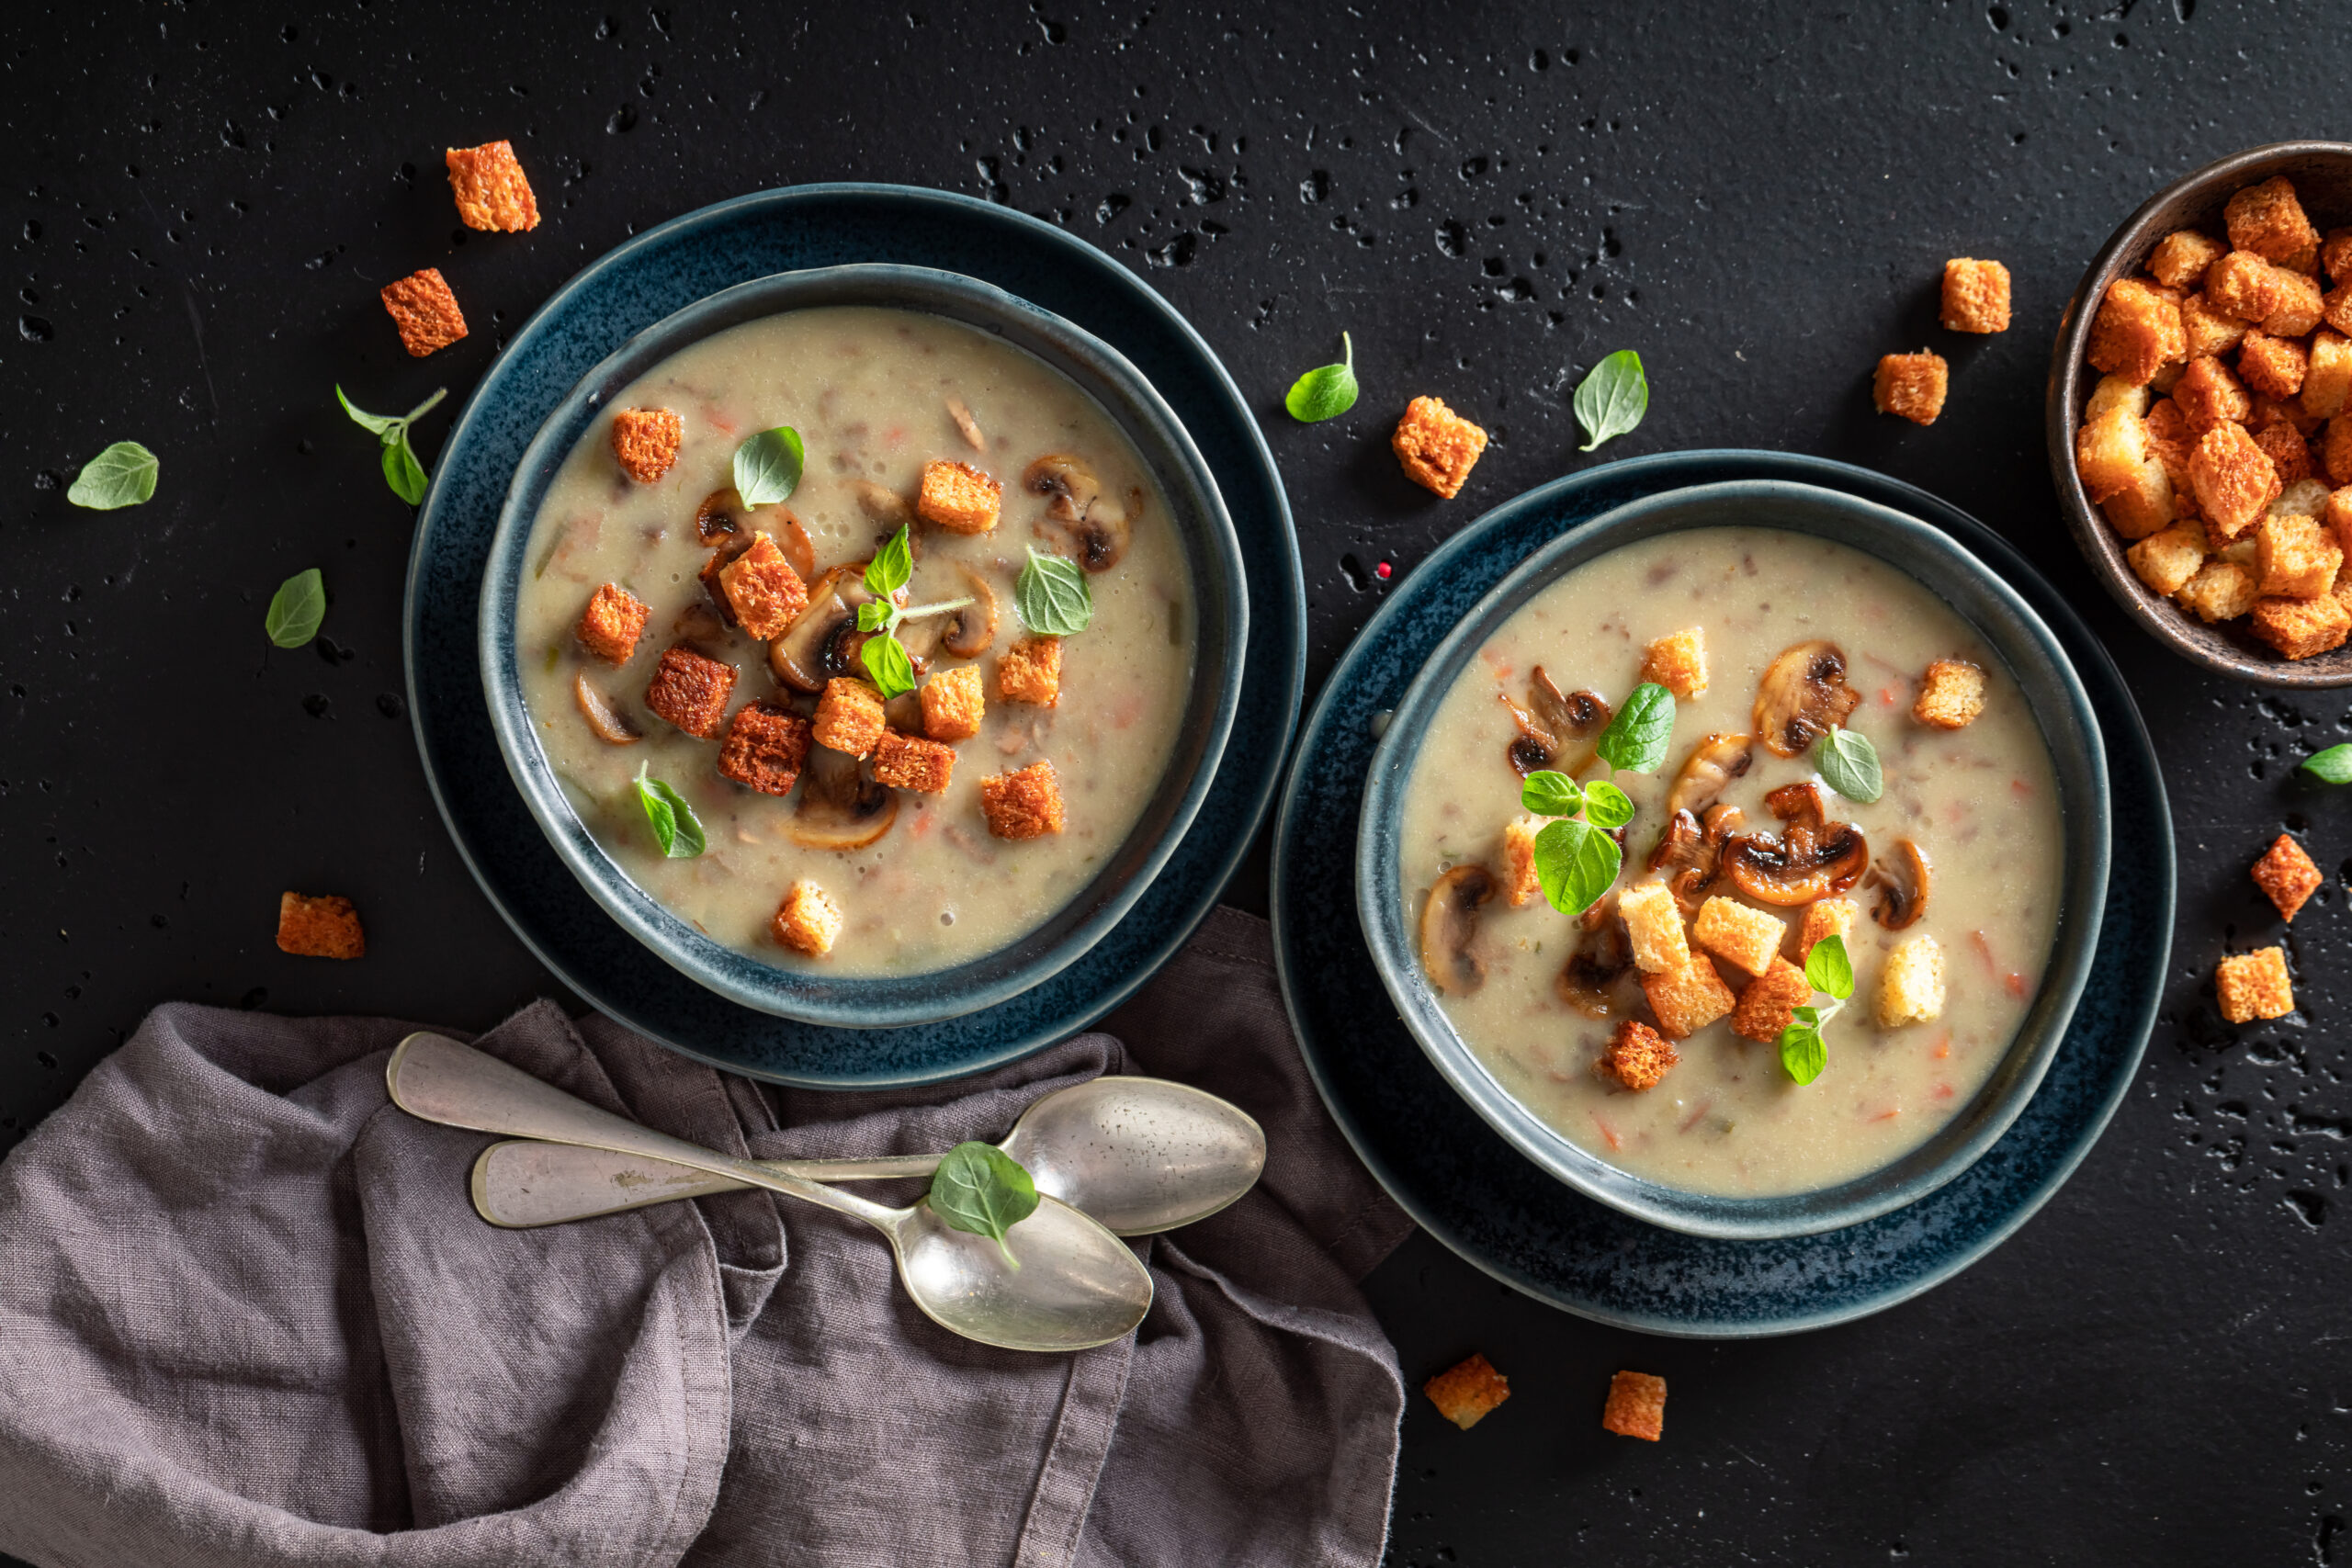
[469,1074,1266,1235]
[386,1032,1153,1354]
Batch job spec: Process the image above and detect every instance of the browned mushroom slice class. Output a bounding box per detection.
[1419,863,1496,994]
[770,565,882,693]
[854,480,914,530]
[1663,732,1754,817]
[945,396,987,452]
[1721,783,1870,906]
[1867,839,1932,930]
[1527,668,1611,774]
[572,672,643,744]
[1024,454,1101,521]
[1754,640,1860,759]
[941,567,999,658]
[1024,456,1132,570]
[1556,894,1634,1017]
[694,487,742,543]
[1499,692,1558,777]
[788,747,899,851]
[772,513,817,581]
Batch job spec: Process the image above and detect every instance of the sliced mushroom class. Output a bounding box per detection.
[770,565,881,693]
[697,536,754,626]
[694,487,742,543]
[572,672,643,744]
[1644,803,1747,916]
[1024,453,1100,521]
[1721,782,1871,906]
[1530,668,1611,742]
[770,512,817,581]
[854,480,914,530]
[1867,839,1932,930]
[1753,640,1861,759]
[1663,732,1754,818]
[1556,894,1634,1017]
[1064,486,1134,572]
[1499,693,1558,777]
[1419,863,1496,994]
[788,747,899,851]
[945,396,987,452]
[941,566,999,658]
[1024,456,1131,570]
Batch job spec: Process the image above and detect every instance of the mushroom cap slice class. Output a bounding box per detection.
[694,487,742,543]
[1025,456,1132,570]
[1663,732,1754,818]
[941,566,999,658]
[1645,805,1744,916]
[1529,667,1611,741]
[1721,783,1870,906]
[1753,640,1861,759]
[572,672,643,744]
[1024,454,1101,519]
[1419,863,1496,995]
[1499,692,1558,777]
[854,480,914,530]
[788,747,899,851]
[1555,893,1634,1017]
[769,565,881,693]
[1867,839,1932,930]
[769,513,817,581]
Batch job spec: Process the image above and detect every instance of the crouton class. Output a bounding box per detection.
[2278,477,2335,522]
[2326,420,2352,488]
[1693,897,1787,977]
[2216,945,2294,1023]
[1640,955,1737,1040]
[812,677,888,758]
[2255,394,2325,437]
[1601,1371,1667,1442]
[716,702,812,796]
[1640,627,1708,697]
[717,532,809,638]
[2208,251,2320,333]
[2239,331,2309,400]
[772,882,842,958]
[1500,817,1547,908]
[1940,258,2011,333]
[2250,592,2352,660]
[2087,277,2186,384]
[2189,423,2282,542]
[1598,1019,1680,1091]
[1872,351,1948,424]
[2127,523,2209,597]
[997,635,1062,706]
[2324,229,2352,284]
[276,891,365,960]
[919,664,986,742]
[2143,398,2196,486]
[2147,229,2228,291]
[2150,360,2186,395]
[1392,395,1489,498]
[2303,332,2352,420]
[1731,957,1813,1044]
[577,582,650,664]
[2175,558,2259,623]
[916,458,1002,535]
[2254,423,2313,486]
[379,267,469,358]
[980,759,1065,840]
[2085,374,2152,422]
[1796,897,1859,961]
[2076,406,2175,540]
[644,644,737,739]
[2225,176,2319,269]
[2256,512,2342,599]
[872,729,956,794]
[1618,881,1691,973]
[1913,658,1986,728]
[2325,283,2352,339]
[2180,293,2252,359]
[2329,486,2352,549]
[611,408,684,484]
[2252,833,2324,922]
[444,140,540,231]
[1875,934,1946,1027]
[1424,1353,1510,1430]
[2171,355,2252,434]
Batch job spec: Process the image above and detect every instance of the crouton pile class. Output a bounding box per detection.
[2076,175,2352,660]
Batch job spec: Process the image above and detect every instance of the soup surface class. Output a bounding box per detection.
[1397,526,2065,1197]
[515,305,1195,977]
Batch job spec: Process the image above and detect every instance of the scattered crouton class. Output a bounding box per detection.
[1940,258,2011,333]
[2216,945,2294,1023]
[917,458,1002,535]
[981,759,1065,840]
[611,408,684,484]
[873,729,956,794]
[2250,592,2352,660]
[1872,350,1948,425]
[2303,331,2352,419]
[276,892,365,960]
[1913,659,1986,729]
[997,635,1062,706]
[2175,558,2259,623]
[1601,1371,1667,1442]
[379,267,468,358]
[644,644,737,739]
[444,140,540,231]
[2226,176,2319,269]
[2189,422,2282,542]
[1731,958,1813,1044]
[2254,423,2313,486]
[1392,395,1489,498]
[718,532,809,638]
[577,582,650,665]
[1640,955,1736,1040]
[716,701,811,796]
[812,677,888,758]
[1692,897,1786,977]
[2181,293,2252,359]
[919,665,986,742]
[1618,881,1690,974]
[1795,897,1859,961]
[2239,331,2310,400]
[1598,1019,1680,1091]
[1640,627,1708,697]
[772,882,842,958]
[1500,817,1547,908]
[2147,230,2228,291]
[2127,523,2209,597]
[1875,934,1946,1027]
[2256,511,2341,599]
[2087,277,2186,384]
[2251,834,2323,922]
[1424,1353,1510,1430]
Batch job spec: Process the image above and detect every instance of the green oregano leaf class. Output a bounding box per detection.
[264,568,327,649]
[861,630,917,700]
[1572,349,1649,452]
[1778,1026,1828,1087]
[926,1141,1041,1268]
[1580,779,1635,829]
[632,762,706,859]
[338,385,446,504]
[2301,743,2352,784]
[1815,727,1884,805]
[1016,546,1095,637]
[381,437,429,506]
[67,441,160,510]
[865,524,913,598]
[732,425,805,507]
[1532,818,1623,918]
[1805,934,1855,1002]
[856,599,894,634]
[1520,770,1583,818]
[1595,682,1676,773]
[1283,331,1360,423]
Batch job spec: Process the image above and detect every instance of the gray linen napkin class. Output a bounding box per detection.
[0,907,1414,1568]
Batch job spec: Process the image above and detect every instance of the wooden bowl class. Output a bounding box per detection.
[2046,140,2352,687]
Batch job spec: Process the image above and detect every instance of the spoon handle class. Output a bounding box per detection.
[469,1141,937,1228]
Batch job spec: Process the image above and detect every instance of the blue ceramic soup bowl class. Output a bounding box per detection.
[481,265,1247,1028]
[1355,479,2110,1239]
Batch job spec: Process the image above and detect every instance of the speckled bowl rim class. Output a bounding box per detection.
[480,265,1246,1028]
[1354,478,2111,1240]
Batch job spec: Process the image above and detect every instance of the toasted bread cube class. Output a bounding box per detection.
[2143,397,2196,487]
[2175,558,2259,623]
[2324,283,2352,339]
[2255,423,2313,486]
[2303,332,2352,420]
[2171,355,2252,434]
[1875,934,1946,1027]
[1618,881,1691,973]
[1424,1353,1510,1430]
[2276,477,2334,522]
[1908,658,1984,729]
[812,677,888,757]
[1599,1019,1680,1091]
[2251,592,2352,660]
[2256,512,2340,599]
[2101,462,2178,542]
[2323,229,2352,284]
[2329,486,2352,549]
[644,644,736,739]
[1796,897,1859,961]
[2226,176,2319,267]
[276,891,365,959]
[980,759,1065,840]
[1693,896,1787,977]
[1940,257,2011,333]
[2189,422,2282,542]
[2238,331,2309,400]
[2147,229,2228,290]
[611,407,684,484]
[1872,350,1948,424]
[2127,524,2209,597]
[2254,394,2325,438]
[379,267,468,357]
[2208,251,2323,334]
[1640,627,1708,697]
[919,664,986,742]
[2085,374,2152,422]
[2149,359,2187,395]
[716,532,808,638]
[444,140,540,231]
[772,882,842,958]
[1392,395,1489,498]
[1500,817,1548,908]
[872,729,956,794]
[2326,420,2352,488]
[716,701,811,796]
[1640,955,1736,1040]
[997,634,1062,706]
[1601,1371,1667,1442]
[2181,292,2251,359]
[2252,833,2324,922]
[2216,945,2294,1023]
[2086,277,2185,384]
[916,458,1002,534]
[577,582,650,664]
[1730,958,1813,1044]
[2076,406,2154,502]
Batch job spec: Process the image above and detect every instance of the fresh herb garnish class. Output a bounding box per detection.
[1776,935,1856,1086]
[264,568,327,649]
[854,525,975,700]
[1815,726,1884,804]
[1595,682,1676,773]
[926,1140,1041,1268]
[732,425,805,507]
[67,441,159,510]
[338,385,447,505]
[1521,769,1584,818]
[1284,331,1361,423]
[632,762,706,859]
[1581,778,1636,829]
[1532,818,1623,919]
[1572,349,1648,452]
[1016,546,1095,636]
[2301,743,2352,784]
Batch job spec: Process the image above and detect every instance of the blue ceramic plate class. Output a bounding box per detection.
[481,265,1249,1028]
[1272,452,2170,1337]
[405,185,1304,1086]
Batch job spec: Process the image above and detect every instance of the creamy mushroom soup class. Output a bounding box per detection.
[1398,527,2064,1198]
[515,305,1194,977]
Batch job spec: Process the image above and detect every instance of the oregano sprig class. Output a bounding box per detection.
[1776,935,1856,1086]
[855,524,974,700]
[633,762,706,859]
[338,385,447,505]
[1521,770,1637,917]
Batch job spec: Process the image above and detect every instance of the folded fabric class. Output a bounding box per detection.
[0,907,1415,1568]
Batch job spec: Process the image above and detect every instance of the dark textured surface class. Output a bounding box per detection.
[1,2,2346,1563]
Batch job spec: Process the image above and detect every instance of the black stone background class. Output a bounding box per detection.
[1,1,2346,1562]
